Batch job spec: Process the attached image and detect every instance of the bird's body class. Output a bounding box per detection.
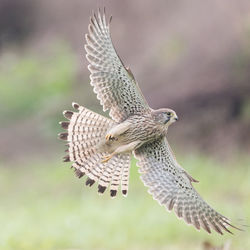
[98,109,177,159]
[59,8,240,235]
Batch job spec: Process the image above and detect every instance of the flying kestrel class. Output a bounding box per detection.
[59,9,240,234]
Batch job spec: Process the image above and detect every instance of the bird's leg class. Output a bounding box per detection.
[105,134,116,141]
[105,121,131,142]
[101,141,141,163]
[101,153,115,163]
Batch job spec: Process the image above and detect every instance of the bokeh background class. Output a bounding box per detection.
[0,0,250,249]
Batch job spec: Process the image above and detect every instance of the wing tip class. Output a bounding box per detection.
[90,7,112,26]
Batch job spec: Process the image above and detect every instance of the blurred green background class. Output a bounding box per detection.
[0,0,249,249]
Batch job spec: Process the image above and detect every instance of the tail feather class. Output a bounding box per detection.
[121,155,131,196]
[109,153,131,197]
[59,103,132,197]
[98,153,131,196]
[98,158,116,187]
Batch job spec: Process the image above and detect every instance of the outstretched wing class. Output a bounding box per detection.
[134,137,240,234]
[85,9,150,122]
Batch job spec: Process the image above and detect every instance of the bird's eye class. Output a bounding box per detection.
[166,112,172,116]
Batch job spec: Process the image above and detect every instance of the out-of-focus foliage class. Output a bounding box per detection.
[0,44,76,123]
[0,157,249,250]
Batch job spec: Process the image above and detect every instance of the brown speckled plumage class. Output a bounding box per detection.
[58,8,241,235]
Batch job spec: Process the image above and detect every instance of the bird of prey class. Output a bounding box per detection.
[59,8,240,235]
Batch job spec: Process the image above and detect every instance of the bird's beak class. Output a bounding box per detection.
[174,116,178,121]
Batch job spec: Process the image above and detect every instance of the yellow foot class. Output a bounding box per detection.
[105,134,117,141]
[101,154,113,163]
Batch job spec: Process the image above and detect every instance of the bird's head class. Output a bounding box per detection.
[152,108,178,126]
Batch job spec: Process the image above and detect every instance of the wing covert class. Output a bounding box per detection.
[85,9,150,122]
[134,137,240,234]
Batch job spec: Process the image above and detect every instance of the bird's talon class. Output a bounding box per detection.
[105,134,115,141]
[101,154,113,163]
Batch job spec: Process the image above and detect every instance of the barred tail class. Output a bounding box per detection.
[58,102,131,197]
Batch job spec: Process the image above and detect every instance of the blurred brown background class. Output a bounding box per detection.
[1,0,250,163]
